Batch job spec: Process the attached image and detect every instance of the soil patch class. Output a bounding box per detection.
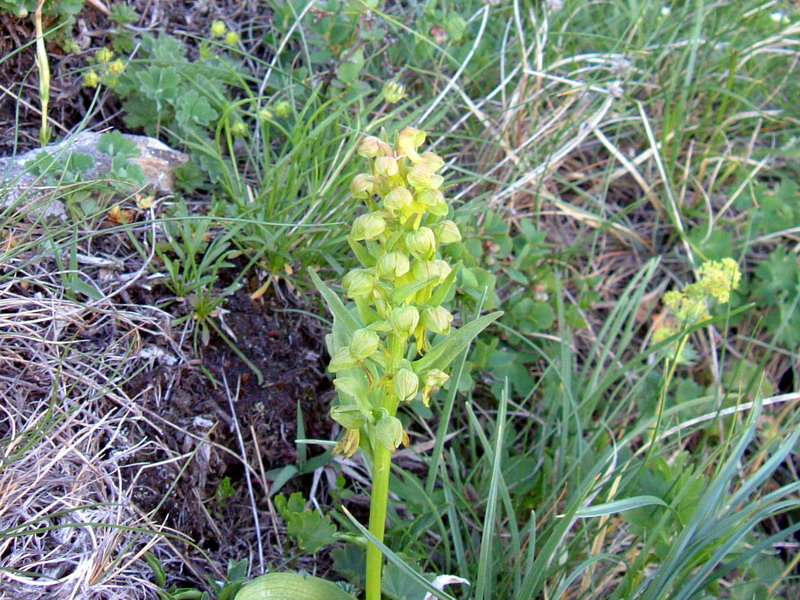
[123,282,335,567]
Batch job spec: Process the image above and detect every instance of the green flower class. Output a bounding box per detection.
[83,69,100,88]
[390,306,419,337]
[350,329,380,361]
[377,252,411,279]
[275,100,292,118]
[352,213,387,241]
[421,306,453,335]
[397,127,426,163]
[394,368,419,402]
[406,227,436,258]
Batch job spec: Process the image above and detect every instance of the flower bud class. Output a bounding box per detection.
[374,156,399,177]
[384,187,413,211]
[375,413,408,451]
[407,162,443,190]
[225,31,241,45]
[411,260,438,282]
[432,259,452,282]
[421,151,444,172]
[328,347,357,372]
[421,306,453,334]
[343,269,376,298]
[397,127,426,162]
[275,100,292,117]
[349,328,380,361]
[436,220,462,244]
[331,404,368,429]
[350,173,375,198]
[382,80,406,104]
[258,107,273,121]
[390,305,419,336]
[416,188,444,206]
[394,368,419,402]
[358,136,392,158]
[405,227,436,258]
[351,212,386,241]
[377,252,410,279]
[211,20,227,37]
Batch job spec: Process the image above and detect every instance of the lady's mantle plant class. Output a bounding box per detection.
[310,127,500,600]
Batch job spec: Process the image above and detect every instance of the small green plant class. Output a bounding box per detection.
[145,554,249,600]
[274,492,338,554]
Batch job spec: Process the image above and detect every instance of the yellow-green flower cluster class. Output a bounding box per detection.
[653,258,741,362]
[329,127,462,456]
[83,47,127,89]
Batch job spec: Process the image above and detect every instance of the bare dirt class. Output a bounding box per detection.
[123,283,334,553]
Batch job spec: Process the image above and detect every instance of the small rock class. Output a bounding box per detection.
[0,131,188,222]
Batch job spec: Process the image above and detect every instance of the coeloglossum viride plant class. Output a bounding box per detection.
[307,127,502,599]
[232,128,500,600]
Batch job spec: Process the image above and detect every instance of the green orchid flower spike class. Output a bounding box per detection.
[309,127,501,600]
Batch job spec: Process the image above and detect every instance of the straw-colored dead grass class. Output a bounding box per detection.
[0,263,181,599]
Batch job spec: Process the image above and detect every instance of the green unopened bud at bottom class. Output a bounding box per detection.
[375,413,409,451]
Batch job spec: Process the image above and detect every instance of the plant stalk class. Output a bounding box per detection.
[365,437,393,600]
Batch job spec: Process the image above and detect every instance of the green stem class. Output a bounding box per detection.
[366,441,392,600]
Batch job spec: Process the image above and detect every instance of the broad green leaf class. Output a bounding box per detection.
[428,261,460,307]
[308,268,361,338]
[392,277,436,305]
[412,312,502,373]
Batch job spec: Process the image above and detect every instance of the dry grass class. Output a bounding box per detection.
[0,241,184,599]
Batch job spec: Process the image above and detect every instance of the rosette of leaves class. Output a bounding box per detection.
[309,127,500,600]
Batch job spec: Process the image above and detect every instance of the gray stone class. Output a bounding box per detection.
[0,131,188,221]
